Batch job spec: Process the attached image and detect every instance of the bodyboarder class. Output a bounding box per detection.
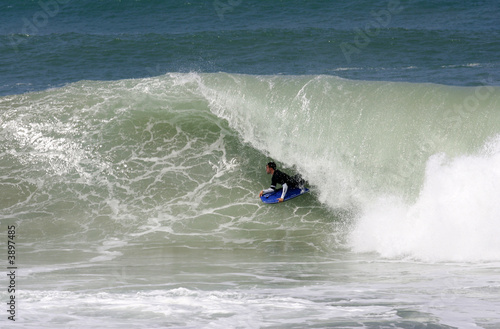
[258,162,305,202]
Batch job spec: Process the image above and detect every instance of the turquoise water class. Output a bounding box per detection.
[1,1,500,328]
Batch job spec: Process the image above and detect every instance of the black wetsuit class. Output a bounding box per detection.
[270,170,297,190]
[263,170,304,199]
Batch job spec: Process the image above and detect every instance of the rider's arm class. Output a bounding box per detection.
[280,183,288,200]
[261,187,275,195]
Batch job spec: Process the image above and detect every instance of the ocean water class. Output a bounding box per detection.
[1,1,500,328]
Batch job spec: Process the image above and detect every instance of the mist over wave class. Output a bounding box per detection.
[192,72,500,262]
[349,136,500,261]
[2,72,500,262]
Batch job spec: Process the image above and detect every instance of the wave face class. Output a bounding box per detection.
[2,72,500,262]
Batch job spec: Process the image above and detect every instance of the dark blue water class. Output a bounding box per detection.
[1,0,499,96]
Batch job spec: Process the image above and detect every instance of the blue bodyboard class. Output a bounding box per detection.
[260,188,309,204]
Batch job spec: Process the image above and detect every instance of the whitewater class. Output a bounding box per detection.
[1,72,500,328]
[196,73,500,260]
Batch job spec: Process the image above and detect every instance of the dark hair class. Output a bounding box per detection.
[267,162,276,170]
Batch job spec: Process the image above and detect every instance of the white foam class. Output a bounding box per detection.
[16,287,401,328]
[349,136,500,262]
[90,238,127,262]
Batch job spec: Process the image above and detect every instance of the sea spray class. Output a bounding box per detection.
[191,73,500,261]
[349,136,500,261]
